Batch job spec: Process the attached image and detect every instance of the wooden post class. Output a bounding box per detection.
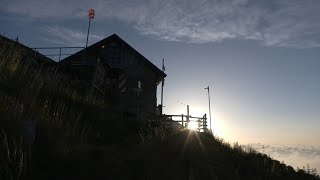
[181,114,184,128]
[203,114,207,131]
[187,105,190,123]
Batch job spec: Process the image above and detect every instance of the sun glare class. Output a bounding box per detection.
[188,121,198,130]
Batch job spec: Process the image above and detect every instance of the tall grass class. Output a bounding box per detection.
[138,121,168,144]
[0,39,120,177]
[0,129,24,180]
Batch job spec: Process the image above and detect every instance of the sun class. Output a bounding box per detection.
[188,121,198,130]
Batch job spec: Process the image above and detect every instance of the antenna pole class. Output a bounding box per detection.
[160,59,165,115]
[205,86,212,132]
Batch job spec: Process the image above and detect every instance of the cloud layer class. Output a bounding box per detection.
[251,143,320,173]
[2,0,320,48]
[41,26,103,46]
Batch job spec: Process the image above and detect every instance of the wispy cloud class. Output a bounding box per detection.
[2,0,320,48]
[41,26,103,46]
[251,143,320,172]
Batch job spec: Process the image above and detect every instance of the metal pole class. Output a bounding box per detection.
[161,80,164,115]
[84,18,91,64]
[85,18,91,49]
[137,87,139,121]
[206,86,212,132]
[160,59,164,115]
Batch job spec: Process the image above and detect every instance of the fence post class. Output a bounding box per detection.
[203,114,207,131]
[181,114,184,128]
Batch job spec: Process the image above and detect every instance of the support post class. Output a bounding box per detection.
[85,18,91,49]
[181,114,184,128]
[160,59,165,115]
[205,86,212,132]
[203,114,207,131]
[84,18,91,64]
[187,105,190,124]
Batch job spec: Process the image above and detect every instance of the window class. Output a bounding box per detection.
[106,44,120,65]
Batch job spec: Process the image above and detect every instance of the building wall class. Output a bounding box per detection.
[100,41,158,120]
[61,38,160,121]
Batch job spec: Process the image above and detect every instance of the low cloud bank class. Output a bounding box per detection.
[251,143,320,173]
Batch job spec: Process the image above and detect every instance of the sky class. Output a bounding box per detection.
[1,0,320,171]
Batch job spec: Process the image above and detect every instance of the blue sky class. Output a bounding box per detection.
[1,0,320,149]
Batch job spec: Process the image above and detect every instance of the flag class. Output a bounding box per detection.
[89,8,95,19]
[162,58,165,72]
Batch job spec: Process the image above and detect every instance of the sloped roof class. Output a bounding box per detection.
[61,34,166,80]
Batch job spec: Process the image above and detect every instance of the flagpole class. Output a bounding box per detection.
[160,59,165,115]
[85,8,95,64]
[85,18,91,49]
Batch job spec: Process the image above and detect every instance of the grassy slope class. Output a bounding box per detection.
[1,36,319,180]
[55,129,319,180]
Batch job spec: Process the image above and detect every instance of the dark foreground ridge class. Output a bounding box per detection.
[1,35,319,180]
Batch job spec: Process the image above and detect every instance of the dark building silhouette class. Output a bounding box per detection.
[60,34,166,121]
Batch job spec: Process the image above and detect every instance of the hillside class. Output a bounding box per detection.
[43,128,318,180]
[1,36,319,180]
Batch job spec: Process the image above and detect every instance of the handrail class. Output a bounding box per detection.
[31,46,85,62]
[159,113,208,131]
[162,114,206,119]
[31,47,84,49]
[40,53,75,57]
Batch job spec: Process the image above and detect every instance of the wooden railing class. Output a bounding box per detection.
[159,114,208,131]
